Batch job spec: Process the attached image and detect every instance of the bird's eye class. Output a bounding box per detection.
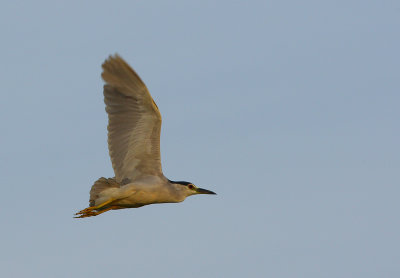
[188,184,194,190]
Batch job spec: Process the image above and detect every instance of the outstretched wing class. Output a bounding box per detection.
[101,54,163,183]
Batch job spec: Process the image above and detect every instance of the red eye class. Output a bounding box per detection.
[188,184,194,189]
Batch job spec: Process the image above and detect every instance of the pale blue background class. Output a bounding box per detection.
[1,1,399,277]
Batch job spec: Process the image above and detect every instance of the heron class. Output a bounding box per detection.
[74,55,216,218]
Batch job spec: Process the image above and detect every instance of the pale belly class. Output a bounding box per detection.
[95,179,183,208]
[111,186,178,208]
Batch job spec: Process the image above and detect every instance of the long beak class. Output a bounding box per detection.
[195,188,217,195]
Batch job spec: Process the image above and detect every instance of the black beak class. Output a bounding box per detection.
[195,188,217,195]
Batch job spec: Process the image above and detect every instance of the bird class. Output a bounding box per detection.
[74,54,216,218]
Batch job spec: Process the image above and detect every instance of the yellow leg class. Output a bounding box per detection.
[92,199,116,209]
[74,205,120,218]
[74,199,116,217]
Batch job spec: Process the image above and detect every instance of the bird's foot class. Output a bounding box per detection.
[74,210,100,218]
[74,200,120,218]
[75,207,95,214]
[74,207,98,218]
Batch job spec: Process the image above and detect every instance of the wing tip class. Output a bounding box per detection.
[101,54,147,89]
[101,53,123,70]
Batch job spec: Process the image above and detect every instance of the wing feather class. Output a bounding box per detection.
[101,54,162,183]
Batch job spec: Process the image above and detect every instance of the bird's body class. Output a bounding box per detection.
[91,176,188,208]
[75,55,215,218]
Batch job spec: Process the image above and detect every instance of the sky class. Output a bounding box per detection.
[1,0,399,277]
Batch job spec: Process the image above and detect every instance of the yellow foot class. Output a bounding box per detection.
[74,206,99,218]
[75,207,96,215]
[74,199,116,218]
[74,206,121,218]
[74,210,99,218]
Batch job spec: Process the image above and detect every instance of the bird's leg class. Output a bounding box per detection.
[74,205,120,218]
[74,199,116,216]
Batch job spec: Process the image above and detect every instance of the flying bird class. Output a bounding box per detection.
[75,55,216,218]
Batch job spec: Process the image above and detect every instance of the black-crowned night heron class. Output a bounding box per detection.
[75,55,216,218]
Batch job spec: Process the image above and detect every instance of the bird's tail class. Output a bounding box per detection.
[89,177,120,207]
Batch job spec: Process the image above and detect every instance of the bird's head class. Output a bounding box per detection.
[169,180,216,198]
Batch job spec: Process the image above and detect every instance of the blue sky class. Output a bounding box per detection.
[1,1,399,277]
